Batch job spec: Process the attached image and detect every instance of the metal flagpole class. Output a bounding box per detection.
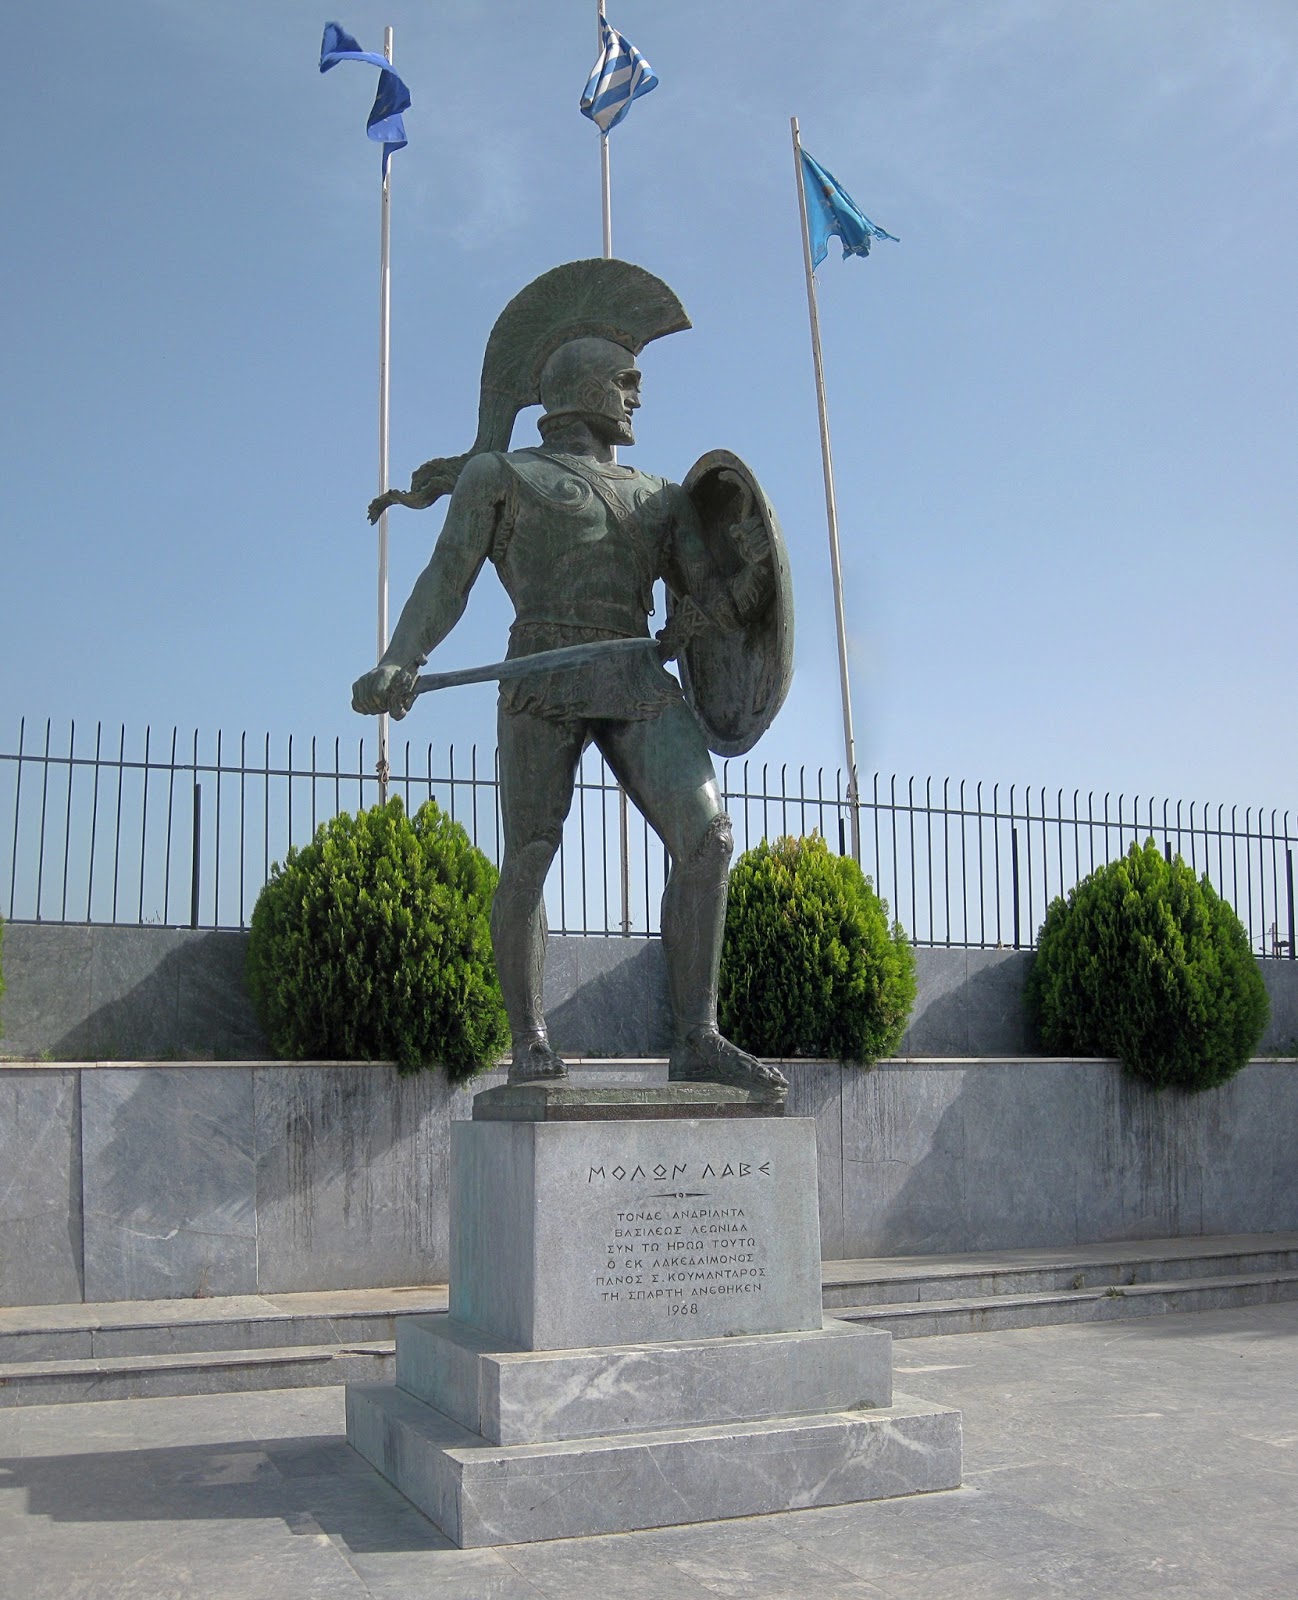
[597,0,632,933]
[600,132,613,259]
[375,26,395,804]
[597,0,612,257]
[791,116,861,863]
[598,0,613,259]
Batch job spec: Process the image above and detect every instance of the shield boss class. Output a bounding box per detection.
[675,450,794,757]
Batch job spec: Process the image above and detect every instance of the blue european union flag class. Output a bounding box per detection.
[320,22,411,169]
[801,149,898,269]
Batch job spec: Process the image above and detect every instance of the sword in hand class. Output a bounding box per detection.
[352,637,662,722]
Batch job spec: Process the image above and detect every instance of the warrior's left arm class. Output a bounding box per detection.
[658,476,773,658]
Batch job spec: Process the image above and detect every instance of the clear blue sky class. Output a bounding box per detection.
[3,0,1295,819]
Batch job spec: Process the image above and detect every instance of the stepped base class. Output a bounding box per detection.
[396,1315,893,1444]
[347,1110,961,1545]
[346,1380,961,1547]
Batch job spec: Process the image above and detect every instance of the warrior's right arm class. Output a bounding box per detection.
[352,454,505,717]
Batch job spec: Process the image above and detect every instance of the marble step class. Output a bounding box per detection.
[10,1270,1283,1407]
[3,1235,1293,1401]
[0,1340,394,1407]
[833,1268,1298,1339]
[346,1381,962,1547]
[821,1232,1298,1309]
[0,1285,448,1364]
[396,1314,893,1444]
[7,1234,1287,1364]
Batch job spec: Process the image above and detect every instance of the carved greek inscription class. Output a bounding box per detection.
[581,1148,779,1313]
[587,1161,769,1183]
[591,1201,771,1309]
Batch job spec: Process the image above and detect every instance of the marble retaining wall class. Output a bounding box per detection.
[788,1058,1298,1260]
[0,925,672,1063]
[4,923,1298,1062]
[2,1056,1295,1306]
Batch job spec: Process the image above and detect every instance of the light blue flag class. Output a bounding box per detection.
[801,149,898,268]
[580,16,658,133]
[319,22,411,170]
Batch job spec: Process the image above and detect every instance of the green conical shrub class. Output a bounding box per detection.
[1027,838,1268,1091]
[719,834,916,1063]
[246,797,508,1080]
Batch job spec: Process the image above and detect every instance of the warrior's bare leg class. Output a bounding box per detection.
[598,703,787,1093]
[494,708,587,1083]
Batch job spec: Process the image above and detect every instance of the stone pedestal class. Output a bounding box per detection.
[448,1114,824,1348]
[347,1101,962,1546]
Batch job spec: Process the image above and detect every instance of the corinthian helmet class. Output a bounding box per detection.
[537,336,637,431]
[378,258,690,515]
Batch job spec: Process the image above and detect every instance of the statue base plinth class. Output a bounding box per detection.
[472,1081,786,1121]
[346,1113,962,1545]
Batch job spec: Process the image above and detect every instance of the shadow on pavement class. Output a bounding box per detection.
[0,1433,450,1554]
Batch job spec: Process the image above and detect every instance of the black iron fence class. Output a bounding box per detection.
[2,717,1294,957]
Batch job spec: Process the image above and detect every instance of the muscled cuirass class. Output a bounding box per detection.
[489,448,685,723]
[492,449,674,634]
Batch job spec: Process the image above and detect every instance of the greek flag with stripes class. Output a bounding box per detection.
[580,17,658,133]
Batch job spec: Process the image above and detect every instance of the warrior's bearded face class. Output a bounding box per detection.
[539,336,642,446]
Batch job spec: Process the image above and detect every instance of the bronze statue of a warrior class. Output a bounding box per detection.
[352,260,793,1094]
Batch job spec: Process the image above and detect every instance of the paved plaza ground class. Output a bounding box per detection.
[1,1301,1295,1599]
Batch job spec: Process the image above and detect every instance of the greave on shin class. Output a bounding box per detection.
[490,840,553,1047]
[660,812,734,1042]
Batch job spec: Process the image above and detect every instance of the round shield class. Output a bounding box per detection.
[675,450,794,757]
